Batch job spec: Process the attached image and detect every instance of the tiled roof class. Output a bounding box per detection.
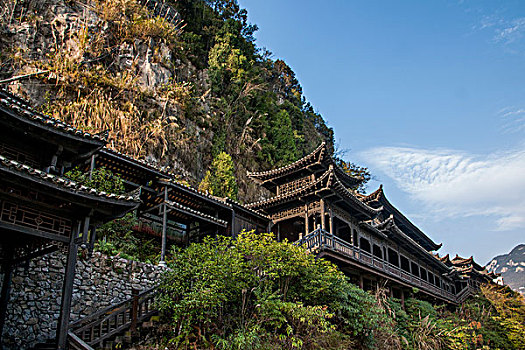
[247,142,327,179]
[360,185,442,252]
[247,165,379,217]
[165,200,228,227]
[100,147,174,178]
[0,154,140,203]
[247,142,362,188]
[0,89,107,142]
[359,184,384,203]
[375,215,451,271]
[158,178,233,209]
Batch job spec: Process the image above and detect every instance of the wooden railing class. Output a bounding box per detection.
[297,229,458,303]
[456,284,477,304]
[68,288,157,349]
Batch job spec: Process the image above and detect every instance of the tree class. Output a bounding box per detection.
[156,231,386,349]
[199,151,238,200]
[261,109,298,166]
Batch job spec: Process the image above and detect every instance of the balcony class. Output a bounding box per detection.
[296,229,459,304]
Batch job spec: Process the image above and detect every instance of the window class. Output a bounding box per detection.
[388,248,399,266]
[420,267,428,281]
[373,244,383,259]
[359,237,371,253]
[411,262,419,277]
[400,255,410,272]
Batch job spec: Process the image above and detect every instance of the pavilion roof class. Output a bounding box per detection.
[0,154,140,225]
[247,165,379,219]
[360,185,442,251]
[0,89,107,144]
[247,142,362,190]
[0,155,140,203]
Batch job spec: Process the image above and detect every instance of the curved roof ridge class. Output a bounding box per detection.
[329,171,382,217]
[0,89,108,143]
[247,142,327,179]
[246,165,333,209]
[361,184,384,203]
[0,154,140,203]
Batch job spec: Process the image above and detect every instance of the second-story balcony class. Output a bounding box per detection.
[296,228,459,304]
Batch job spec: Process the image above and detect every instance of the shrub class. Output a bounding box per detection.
[156,231,385,349]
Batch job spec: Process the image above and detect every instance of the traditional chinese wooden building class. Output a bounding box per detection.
[86,147,269,265]
[247,142,468,304]
[0,89,140,349]
[436,254,498,302]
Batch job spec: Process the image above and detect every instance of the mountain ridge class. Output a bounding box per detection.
[486,244,525,295]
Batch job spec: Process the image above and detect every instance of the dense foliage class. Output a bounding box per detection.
[65,167,161,262]
[152,232,525,349]
[1,0,372,199]
[156,231,389,349]
[65,166,126,195]
[198,151,238,200]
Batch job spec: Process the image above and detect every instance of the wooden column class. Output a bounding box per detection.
[329,205,334,235]
[320,199,325,230]
[304,203,309,234]
[57,222,80,350]
[130,288,140,335]
[359,275,364,289]
[0,251,13,342]
[159,186,168,267]
[231,209,236,238]
[401,289,405,309]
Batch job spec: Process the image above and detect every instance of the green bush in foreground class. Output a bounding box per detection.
[156,231,388,349]
[153,231,525,350]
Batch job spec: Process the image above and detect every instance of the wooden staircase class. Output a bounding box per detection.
[30,288,158,350]
[67,288,158,350]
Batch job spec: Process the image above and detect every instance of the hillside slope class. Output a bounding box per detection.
[0,0,368,202]
[486,244,525,295]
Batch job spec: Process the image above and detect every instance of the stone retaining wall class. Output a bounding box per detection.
[1,249,165,349]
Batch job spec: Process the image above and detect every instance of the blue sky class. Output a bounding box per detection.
[239,0,525,264]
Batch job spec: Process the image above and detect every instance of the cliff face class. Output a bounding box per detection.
[486,244,525,295]
[0,0,337,202]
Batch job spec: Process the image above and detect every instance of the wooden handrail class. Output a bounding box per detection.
[297,229,458,303]
[68,287,157,348]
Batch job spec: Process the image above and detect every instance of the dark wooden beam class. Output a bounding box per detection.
[0,221,70,243]
[57,222,80,350]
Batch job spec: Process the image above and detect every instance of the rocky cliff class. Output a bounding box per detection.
[0,0,363,202]
[486,244,525,295]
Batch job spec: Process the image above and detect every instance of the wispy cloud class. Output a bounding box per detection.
[462,1,525,53]
[493,17,525,45]
[498,107,525,134]
[362,146,525,231]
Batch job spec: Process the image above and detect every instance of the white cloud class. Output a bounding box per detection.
[498,107,525,134]
[362,146,525,231]
[494,17,525,45]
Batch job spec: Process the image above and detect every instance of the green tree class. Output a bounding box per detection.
[199,151,238,200]
[65,167,125,194]
[261,109,298,166]
[156,231,386,349]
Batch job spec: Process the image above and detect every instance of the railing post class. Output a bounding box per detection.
[130,288,140,335]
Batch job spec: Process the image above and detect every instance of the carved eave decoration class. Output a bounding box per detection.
[247,165,379,220]
[247,142,362,190]
[360,185,442,252]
